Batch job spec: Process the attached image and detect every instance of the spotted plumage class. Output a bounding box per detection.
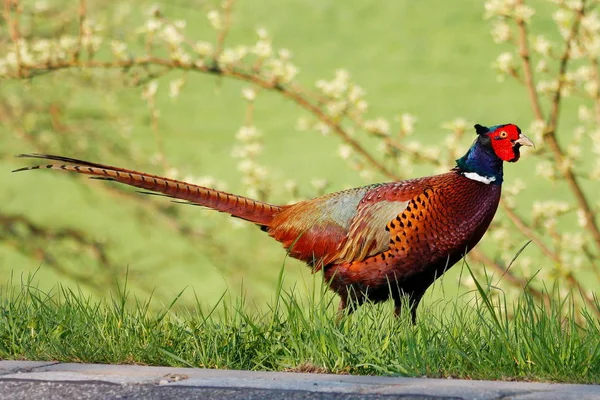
[13,123,533,322]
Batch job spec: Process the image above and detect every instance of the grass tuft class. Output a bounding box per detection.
[0,270,598,383]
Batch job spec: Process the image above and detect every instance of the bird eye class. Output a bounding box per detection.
[499,131,508,138]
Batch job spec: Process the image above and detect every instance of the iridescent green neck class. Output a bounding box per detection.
[455,137,503,185]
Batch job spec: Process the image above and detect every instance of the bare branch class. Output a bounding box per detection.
[4,56,398,180]
[501,204,561,264]
[515,0,544,121]
[214,0,235,59]
[2,0,24,78]
[73,0,86,62]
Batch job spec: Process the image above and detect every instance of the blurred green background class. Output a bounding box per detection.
[0,0,581,311]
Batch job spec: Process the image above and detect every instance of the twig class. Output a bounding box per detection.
[73,0,86,62]
[588,57,600,124]
[213,0,234,59]
[515,0,544,121]
[470,247,545,302]
[6,56,397,180]
[501,204,561,265]
[2,0,24,78]
[564,272,599,316]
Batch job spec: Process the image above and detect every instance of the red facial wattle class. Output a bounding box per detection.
[488,124,533,162]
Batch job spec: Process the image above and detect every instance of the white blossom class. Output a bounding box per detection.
[33,0,50,13]
[278,48,292,61]
[565,0,584,11]
[359,169,375,181]
[145,18,162,33]
[355,100,368,113]
[577,209,588,228]
[363,118,390,136]
[242,87,257,101]
[533,35,552,56]
[59,35,78,51]
[406,140,422,152]
[296,117,311,131]
[578,105,592,122]
[252,40,272,58]
[207,10,222,30]
[484,0,516,18]
[237,159,256,174]
[535,160,554,180]
[316,69,351,99]
[256,27,269,40]
[219,47,245,66]
[169,78,185,98]
[171,48,192,64]
[537,79,559,94]
[442,117,469,133]
[398,113,417,134]
[338,144,353,160]
[515,4,535,23]
[348,85,365,102]
[194,41,213,57]
[553,9,572,38]
[174,20,186,30]
[236,126,261,142]
[493,52,515,77]
[584,80,599,98]
[527,120,545,149]
[491,20,512,43]
[532,200,570,220]
[311,179,328,191]
[266,59,298,83]
[535,59,548,73]
[142,80,159,101]
[165,167,180,179]
[589,159,600,180]
[423,146,441,160]
[111,40,128,58]
[314,122,331,136]
[505,179,525,196]
[326,100,347,117]
[283,180,297,193]
[162,25,184,46]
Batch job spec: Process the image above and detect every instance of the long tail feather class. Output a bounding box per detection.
[14,153,281,226]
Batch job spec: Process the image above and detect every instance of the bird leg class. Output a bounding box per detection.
[336,296,349,321]
[336,287,365,321]
[394,291,425,325]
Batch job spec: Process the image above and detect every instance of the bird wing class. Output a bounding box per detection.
[335,183,413,263]
[267,184,388,268]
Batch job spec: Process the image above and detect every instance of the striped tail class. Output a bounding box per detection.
[13,153,282,226]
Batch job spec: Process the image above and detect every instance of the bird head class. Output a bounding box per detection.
[474,123,534,163]
[455,123,534,184]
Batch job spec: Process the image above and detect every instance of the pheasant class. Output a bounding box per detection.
[14,123,533,322]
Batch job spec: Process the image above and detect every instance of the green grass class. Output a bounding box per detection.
[1,268,599,383]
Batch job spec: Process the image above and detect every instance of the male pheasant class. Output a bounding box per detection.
[14,123,533,322]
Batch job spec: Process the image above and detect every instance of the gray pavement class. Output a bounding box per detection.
[0,361,598,399]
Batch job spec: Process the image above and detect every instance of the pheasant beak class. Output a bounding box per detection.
[514,133,534,148]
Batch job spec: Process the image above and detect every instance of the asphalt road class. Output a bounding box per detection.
[1,361,598,400]
[0,380,459,400]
